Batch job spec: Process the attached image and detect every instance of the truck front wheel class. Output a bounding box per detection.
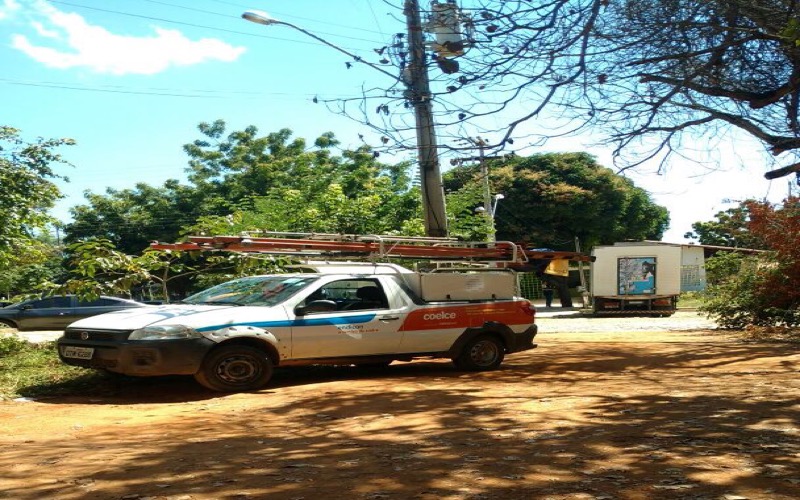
[453,335,505,371]
[194,345,273,392]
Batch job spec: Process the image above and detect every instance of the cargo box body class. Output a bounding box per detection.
[590,243,682,315]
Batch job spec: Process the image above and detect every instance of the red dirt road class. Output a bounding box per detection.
[2,314,799,500]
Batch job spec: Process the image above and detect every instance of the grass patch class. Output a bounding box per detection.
[677,291,704,309]
[0,335,117,400]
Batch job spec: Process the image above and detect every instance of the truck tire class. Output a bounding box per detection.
[194,345,273,392]
[453,335,505,371]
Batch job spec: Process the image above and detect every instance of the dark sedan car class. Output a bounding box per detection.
[0,295,147,331]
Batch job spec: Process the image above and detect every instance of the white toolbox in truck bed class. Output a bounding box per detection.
[419,272,517,301]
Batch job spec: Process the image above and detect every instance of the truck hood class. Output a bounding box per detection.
[67,304,249,330]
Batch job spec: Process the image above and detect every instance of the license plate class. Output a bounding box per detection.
[61,346,94,360]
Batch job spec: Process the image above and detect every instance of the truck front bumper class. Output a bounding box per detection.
[57,330,214,376]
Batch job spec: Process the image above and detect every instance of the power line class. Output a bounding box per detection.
[135,0,233,20]
[2,79,217,98]
[0,78,349,99]
[202,0,393,38]
[47,0,386,47]
[46,0,276,38]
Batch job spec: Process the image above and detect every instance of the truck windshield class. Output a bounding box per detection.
[182,276,317,307]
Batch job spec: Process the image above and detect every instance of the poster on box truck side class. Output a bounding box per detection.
[617,257,656,295]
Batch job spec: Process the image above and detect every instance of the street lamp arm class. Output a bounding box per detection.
[241,11,401,83]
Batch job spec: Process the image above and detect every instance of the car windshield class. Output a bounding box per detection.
[182,276,317,307]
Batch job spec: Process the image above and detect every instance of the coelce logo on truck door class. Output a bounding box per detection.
[400,307,463,331]
[422,311,456,320]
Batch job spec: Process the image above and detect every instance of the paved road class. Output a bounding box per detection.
[537,309,717,333]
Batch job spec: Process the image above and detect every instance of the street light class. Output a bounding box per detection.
[241,10,399,81]
[242,7,449,238]
[491,193,505,217]
[475,193,504,242]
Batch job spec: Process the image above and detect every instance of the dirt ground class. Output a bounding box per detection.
[2,312,799,500]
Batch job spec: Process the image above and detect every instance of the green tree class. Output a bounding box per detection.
[0,126,72,271]
[181,121,423,237]
[50,239,287,303]
[66,121,425,249]
[0,233,64,300]
[700,197,799,328]
[183,121,334,207]
[444,181,495,241]
[443,152,669,249]
[685,201,766,248]
[65,181,206,255]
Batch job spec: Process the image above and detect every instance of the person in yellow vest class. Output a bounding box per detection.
[544,259,570,308]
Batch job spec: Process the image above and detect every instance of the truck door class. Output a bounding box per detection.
[290,278,406,359]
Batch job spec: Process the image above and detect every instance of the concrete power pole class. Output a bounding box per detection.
[474,137,492,215]
[405,0,448,238]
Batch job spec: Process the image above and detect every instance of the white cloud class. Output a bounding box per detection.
[8,1,245,75]
[0,0,22,21]
[31,20,59,38]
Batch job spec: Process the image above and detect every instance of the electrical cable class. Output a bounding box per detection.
[46,0,385,46]
[0,77,336,99]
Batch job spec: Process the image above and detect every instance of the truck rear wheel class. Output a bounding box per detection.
[453,335,505,371]
[194,345,273,392]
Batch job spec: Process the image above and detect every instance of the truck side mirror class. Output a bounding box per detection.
[294,299,337,316]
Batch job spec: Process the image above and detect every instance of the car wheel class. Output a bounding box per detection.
[194,345,273,392]
[453,335,505,371]
[0,319,18,331]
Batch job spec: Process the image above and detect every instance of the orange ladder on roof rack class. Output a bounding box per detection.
[149,231,594,265]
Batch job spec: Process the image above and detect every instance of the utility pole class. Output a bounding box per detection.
[474,137,492,214]
[453,136,508,242]
[455,137,506,214]
[405,0,448,238]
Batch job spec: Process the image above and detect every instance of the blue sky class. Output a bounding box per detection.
[0,0,792,244]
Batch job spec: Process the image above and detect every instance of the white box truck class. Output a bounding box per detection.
[590,242,680,316]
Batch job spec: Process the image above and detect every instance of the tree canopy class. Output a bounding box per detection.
[685,201,768,249]
[66,122,668,252]
[49,238,288,302]
[65,121,425,252]
[443,152,670,249]
[65,181,203,255]
[700,196,799,327]
[0,126,72,280]
[6,120,675,301]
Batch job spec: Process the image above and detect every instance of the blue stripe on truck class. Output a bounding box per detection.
[195,314,377,332]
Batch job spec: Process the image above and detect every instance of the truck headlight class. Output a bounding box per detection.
[129,325,202,341]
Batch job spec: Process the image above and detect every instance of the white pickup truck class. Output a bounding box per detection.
[57,263,538,392]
